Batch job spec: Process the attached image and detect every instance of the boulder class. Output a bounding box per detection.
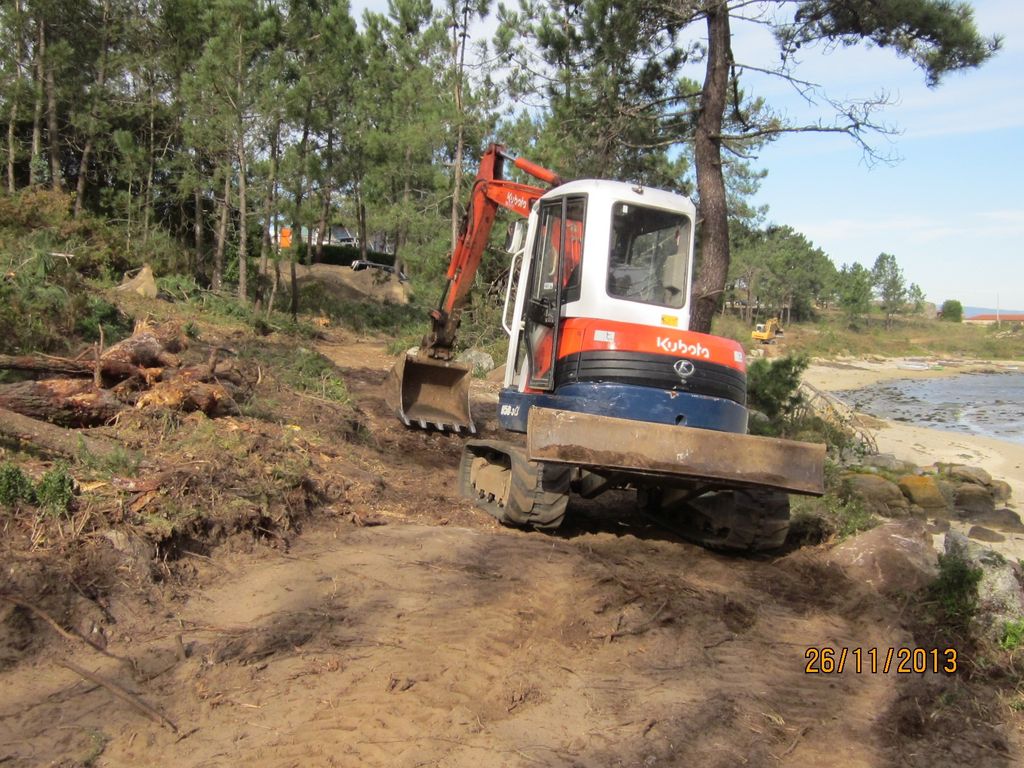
[456,349,495,375]
[945,531,1024,645]
[954,483,996,517]
[117,263,158,299]
[829,520,938,595]
[967,525,1005,543]
[861,453,916,475]
[841,473,909,517]
[965,508,1024,533]
[898,475,949,511]
[946,464,993,487]
[991,480,1012,503]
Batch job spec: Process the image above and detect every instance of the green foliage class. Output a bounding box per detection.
[35,463,76,518]
[279,349,351,404]
[872,252,909,328]
[836,262,874,327]
[940,299,964,322]
[1000,619,1024,651]
[746,354,809,424]
[729,224,836,323]
[0,462,36,507]
[789,491,878,544]
[929,551,983,634]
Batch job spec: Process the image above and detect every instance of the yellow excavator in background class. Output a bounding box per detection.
[751,318,783,344]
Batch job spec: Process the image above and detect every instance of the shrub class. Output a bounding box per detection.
[928,551,983,634]
[35,463,76,517]
[0,462,37,507]
[747,354,809,424]
[939,299,963,322]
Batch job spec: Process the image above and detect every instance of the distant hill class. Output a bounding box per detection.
[963,306,1024,319]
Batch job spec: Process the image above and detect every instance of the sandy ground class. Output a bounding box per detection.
[805,358,1024,559]
[2,340,1021,767]
[804,358,1024,500]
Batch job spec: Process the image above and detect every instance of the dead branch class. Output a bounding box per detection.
[0,594,128,665]
[59,660,179,733]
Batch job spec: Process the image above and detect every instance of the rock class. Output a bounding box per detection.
[898,475,949,511]
[102,529,155,572]
[991,480,1012,503]
[861,453,916,475]
[946,464,993,487]
[964,508,1024,533]
[944,531,1024,645]
[967,525,1005,543]
[486,363,506,383]
[829,520,938,595]
[841,473,909,517]
[455,349,495,375]
[954,483,996,517]
[926,518,951,534]
[116,263,158,299]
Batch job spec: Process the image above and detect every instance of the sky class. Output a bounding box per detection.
[349,1,1023,310]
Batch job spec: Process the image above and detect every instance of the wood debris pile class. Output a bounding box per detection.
[0,321,250,456]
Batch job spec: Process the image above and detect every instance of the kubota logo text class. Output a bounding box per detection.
[505,192,529,210]
[656,337,710,358]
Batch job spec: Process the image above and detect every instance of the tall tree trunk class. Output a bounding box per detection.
[74,0,110,218]
[43,20,60,191]
[690,1,732,335]
[258,118,280,277]
[213,169,230,292]
[142,82,156,243]
[357,191,367,261]
[6,0,23,192]
[237,142,248,302]
[235,41,247,303]
[30,18,43,186]
[315,125,334,264]
[291,100,311,317]
[193,183,203,273]
[6,101,17,193]
[450,2,469,252]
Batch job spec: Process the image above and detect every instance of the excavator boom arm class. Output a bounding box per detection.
[424,144,559,359]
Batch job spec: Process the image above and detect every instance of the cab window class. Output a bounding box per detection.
[607,203,689,309]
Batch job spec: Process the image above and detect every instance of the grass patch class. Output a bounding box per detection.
[780,312,1024,360]
[1000,619,1024,651]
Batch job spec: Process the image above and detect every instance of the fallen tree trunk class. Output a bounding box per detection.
[0,406,123,459]
[0,353,142,383]
[0,379,123,427]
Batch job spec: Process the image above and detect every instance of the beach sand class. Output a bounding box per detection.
[805,357,1024,557]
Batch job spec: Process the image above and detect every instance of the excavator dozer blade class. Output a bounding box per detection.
[385,353,476,434]
[526,408,824,495]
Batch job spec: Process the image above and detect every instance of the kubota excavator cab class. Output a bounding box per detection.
[495,181,749,438]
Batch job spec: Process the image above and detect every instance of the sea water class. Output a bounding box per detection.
[834,372,1024,446]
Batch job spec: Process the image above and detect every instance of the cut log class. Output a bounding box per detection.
[0,379,123,427]
[101,332,180,369]
[135,378,237,416]
[0,353,142,384]
[0,406,123,460]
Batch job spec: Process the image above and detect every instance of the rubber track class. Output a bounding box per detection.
[654,487,791,552]
[460,440,570,530]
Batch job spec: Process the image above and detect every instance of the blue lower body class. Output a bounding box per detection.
[497,382,748,434]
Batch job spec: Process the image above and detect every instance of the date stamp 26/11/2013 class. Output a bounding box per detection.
[804,647,958,674]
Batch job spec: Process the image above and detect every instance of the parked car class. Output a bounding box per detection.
[350,259,408,282]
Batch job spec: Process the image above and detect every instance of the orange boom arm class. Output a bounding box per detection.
[423,144,562,359]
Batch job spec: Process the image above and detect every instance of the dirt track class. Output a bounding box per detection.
[0,338,1018,767]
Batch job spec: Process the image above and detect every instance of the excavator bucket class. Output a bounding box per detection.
[384,353,476,433]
